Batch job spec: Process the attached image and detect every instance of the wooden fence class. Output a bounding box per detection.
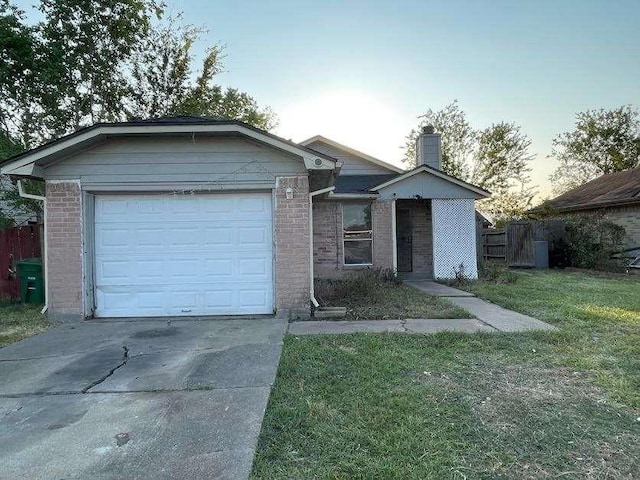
[0,224,42,300]
[480,219,568,268]
[480,228,506,260]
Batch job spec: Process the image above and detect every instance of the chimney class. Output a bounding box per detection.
[415,125,442,170]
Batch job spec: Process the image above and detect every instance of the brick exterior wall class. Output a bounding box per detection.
[312,199,394,278]
[372,201,394,270]
[46,181,83,320]
[274,176,311,315]
[313,201,341,277]
[602,205,640,248]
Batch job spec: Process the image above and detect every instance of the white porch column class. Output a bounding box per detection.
[431,198,478,279]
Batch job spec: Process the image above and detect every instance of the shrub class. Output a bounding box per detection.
[314,268,401,305]
[564,215,626,270]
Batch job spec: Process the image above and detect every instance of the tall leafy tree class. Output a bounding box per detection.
[404,100,474,178]
[34,0,161,136]
[404,101,536,223]
[549,105,640,194]
[0,1,277,224]
[128,16,276,129]
[0,0,39,148]
[474,122,536,222]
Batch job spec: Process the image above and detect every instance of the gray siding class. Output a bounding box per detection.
[377,171,481,200]
[44,136,307,189]
[305,140,398,175]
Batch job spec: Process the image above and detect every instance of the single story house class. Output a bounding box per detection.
[0,118,488,321]
[531,166,640,248]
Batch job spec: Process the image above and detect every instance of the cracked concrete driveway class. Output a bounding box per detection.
[0,317,287,480]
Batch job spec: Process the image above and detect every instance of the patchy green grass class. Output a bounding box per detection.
[315,278,470,320]
[252,270,640,479]
[0,303,49,348]
[463,268,640,407]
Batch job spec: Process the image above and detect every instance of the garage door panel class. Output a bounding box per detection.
[94,193,273,317]
[136,228,165,247]
[204,227,232,245]
[239,289,269,308]
[204,290,234,309]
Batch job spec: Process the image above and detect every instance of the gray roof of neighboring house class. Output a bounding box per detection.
[334,174,399,193]
[532,166,640,213]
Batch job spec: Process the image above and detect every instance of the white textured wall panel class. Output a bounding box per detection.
[431,199,478,279]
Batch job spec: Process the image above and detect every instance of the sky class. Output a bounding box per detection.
[13,0,640,198]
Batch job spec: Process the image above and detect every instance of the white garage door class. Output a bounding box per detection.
[94,193,273,317]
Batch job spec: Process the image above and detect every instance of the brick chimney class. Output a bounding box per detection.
[415,125,441,170]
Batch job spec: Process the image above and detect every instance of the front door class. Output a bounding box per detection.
[396,209,412,272]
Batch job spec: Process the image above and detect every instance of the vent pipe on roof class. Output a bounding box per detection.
[415,125,441,170]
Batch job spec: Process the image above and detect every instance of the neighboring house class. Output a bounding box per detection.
[531,166,640,248]
[0,118,488,321]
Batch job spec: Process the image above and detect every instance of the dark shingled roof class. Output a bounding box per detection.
[334,174,399,193]
[135,115,227,124]
[535,166,640,212]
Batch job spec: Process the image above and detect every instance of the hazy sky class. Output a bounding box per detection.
[14,0,640,197]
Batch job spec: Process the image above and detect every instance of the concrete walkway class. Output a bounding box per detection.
[289,281,556,336]
[289,318,493,335]
[406,280,557,332]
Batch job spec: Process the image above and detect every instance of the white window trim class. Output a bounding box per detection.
[342,203,374,266]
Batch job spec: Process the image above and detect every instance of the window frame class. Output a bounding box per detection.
[342,202,374,266]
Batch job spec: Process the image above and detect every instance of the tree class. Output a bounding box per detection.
[404,101,536,223]
[0,0,39,148]
[404,100,475,178]
[128,16,276,129]
[473,122,536,223]
[549,105,640,194]
[0,1,277,223]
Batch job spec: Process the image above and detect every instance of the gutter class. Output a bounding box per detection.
[18,180,48,314]
[309,185,336,308]
[328,192,378,200]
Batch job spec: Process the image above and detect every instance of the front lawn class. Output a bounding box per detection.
[252,270,640,479]
[0,303,49,348]
[315,278,470,320]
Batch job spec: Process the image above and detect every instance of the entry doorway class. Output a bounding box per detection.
[396,208,413,272]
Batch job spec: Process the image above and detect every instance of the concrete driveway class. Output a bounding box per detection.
[0,317,287,479]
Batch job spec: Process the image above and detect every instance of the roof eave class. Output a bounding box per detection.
[369,165,490,198]
[1,122,337,178]
[300,135,405,174]
[532,198,640,214]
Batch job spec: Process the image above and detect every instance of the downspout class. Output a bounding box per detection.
[309,185,336,308]
[391,198,397,274]
[18,180,48,314]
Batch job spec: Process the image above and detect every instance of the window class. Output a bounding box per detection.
[342,203,373,265]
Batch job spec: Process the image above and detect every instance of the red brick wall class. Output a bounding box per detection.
[274,176,311,315]
[312,199,393,278]
[46,181,83,319]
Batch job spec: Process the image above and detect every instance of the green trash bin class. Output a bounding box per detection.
[17,258,44,305]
